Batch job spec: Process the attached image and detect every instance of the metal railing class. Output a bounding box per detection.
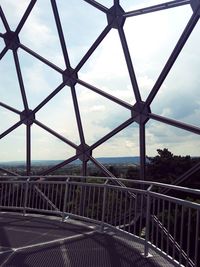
[0,176,199,267]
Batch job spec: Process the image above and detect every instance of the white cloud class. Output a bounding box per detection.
[124,5,192,98]
[89,105,106,112]
[0,125,26,162]
[19,1,65,68]
[0,0,30,31]
[0,109,19,133]
[79,29,135,103]
[0,1,200,161]
[146,120,200,156]
[94,137,139,157]
[31,124,76,160]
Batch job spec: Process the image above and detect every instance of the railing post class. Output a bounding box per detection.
[23,177,30,216]
[100,182,107,232]
[62,177,69,222]
[144,185,153,257]
[79,183,84,217]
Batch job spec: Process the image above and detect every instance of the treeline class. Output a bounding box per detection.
[88,148,200,188]
[1,148,200,190]
[146,148,200,188]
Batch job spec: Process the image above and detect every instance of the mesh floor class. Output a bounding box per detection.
[0,213,174,267]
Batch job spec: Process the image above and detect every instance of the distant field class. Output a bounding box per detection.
[0,157,141,166]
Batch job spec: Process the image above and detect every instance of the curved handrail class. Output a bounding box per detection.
[0,176,199,267]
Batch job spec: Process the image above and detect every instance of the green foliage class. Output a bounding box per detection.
[147,148,200,186]
[125,166,139,180]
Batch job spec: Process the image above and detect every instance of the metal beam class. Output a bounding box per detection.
[77,78,132,110]
[124,0,190,18]
[90,117,134,150]
[75,24,111,72]
[0,46,8,60]
[0,102,21,115]
[146,12,199,106]
[33,82,65,114]
[82,161,87,176]
[0,120,23,139]
[0,167,18,176]
[50,0,71,69]
[15,0,37,35]
[139,123,146,180]
[89,155,115,178]
[118,27,141,102]
[40,154,80,175]
[13,50,29,111]
[0,5,10,32]
[34,119,78,150]
[70,85,85,145]
[19,44,63,74]
[149,112,200,135]
[162,161,200,193]
[26,124,31,175]
[84,0,108,13]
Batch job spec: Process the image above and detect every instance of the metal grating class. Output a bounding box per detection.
[0,213,174,267]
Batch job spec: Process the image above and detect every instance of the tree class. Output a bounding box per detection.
[146,148,194,184]
[126,166,138,179]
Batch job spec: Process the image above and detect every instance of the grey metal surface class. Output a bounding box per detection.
[0,177,200,266]
[0,212,174,267]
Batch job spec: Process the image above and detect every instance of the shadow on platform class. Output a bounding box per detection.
[0,213,173,267]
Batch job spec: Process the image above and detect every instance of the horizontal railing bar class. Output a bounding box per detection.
[62,212,103,226]
[0,206,24,210]
[149,191,200,209]
[1,176,200,195]
[2,179,194,201]
[25,208,62,215]
[0,175,199,267]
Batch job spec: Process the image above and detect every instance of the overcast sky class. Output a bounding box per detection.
[0,0,200,162]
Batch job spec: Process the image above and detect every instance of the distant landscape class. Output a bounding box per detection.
[0,149,199,189]
[0,157,141,167]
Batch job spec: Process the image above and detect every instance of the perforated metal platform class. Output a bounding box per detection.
[0,212,175,267]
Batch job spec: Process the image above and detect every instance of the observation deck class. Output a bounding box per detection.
[1,0,200,265]
[0,176,199,267]
[0,212,173,267]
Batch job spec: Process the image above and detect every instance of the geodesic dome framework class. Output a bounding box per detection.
[0,0,200,179]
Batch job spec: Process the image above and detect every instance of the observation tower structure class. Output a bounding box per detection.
[0,1,200,267]
[0,0,200,182]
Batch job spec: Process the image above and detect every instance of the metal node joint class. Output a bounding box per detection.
[3,31,20,50]
[20,109,35,126]
[191,0,200,15]
[131,102,151,124]
[107,2,125,29]
[76,143,92,162]
[63,68,78,87]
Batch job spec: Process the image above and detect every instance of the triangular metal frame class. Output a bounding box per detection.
[0,0,199,183]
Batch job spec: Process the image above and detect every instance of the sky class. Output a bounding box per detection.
[0,0,200,162]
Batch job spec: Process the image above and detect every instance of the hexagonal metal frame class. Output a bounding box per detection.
[0,0,200,184]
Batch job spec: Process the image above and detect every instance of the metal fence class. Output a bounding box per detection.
[0,176,200,267]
